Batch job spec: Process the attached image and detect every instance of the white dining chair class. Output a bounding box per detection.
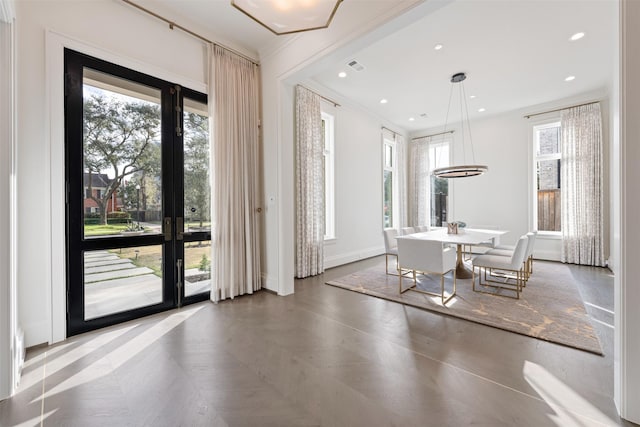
[416,225,430,232]
[399,226,416,236]
[472,235,529,299]
[383,228,400,275]
[397,237,457,305]
[490,231,537,280]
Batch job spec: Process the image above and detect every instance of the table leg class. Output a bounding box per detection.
[455,244,473,279]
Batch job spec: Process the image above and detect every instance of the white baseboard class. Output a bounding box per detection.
[23,321,50,348]
[324,245,385,269]
[532,249,562,262]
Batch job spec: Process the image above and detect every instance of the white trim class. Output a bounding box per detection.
[324,245,385,269]
[322,110,335,240]
[0,18,17,400]
[531,249,562,262]
[428,139,451,227]
[382,135,398,228]
[45,30,211,344]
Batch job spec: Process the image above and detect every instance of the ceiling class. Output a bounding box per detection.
[131,0,616,133]
[310,0,616,131]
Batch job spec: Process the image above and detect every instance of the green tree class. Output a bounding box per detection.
[83,94,161,225]
[183,112,210,228]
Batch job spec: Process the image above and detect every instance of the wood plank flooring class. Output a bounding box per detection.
[0,256,635,426]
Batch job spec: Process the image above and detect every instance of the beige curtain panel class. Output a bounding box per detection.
[561,102,605,267]
[409,136,431,227]
[209,45,262,301]
[295,86,324,278]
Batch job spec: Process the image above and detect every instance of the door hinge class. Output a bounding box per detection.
[174,85,182,137]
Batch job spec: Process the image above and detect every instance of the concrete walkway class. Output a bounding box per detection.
[83,251,210,320]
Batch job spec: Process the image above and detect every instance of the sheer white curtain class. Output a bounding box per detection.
[561,102,605,266]
[295,86,324,278]
[409,136,431,227]
[208,45,262,301]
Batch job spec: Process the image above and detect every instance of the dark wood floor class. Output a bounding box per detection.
[0,256,635,426]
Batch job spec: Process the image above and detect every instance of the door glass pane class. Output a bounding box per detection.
[184,242,212,297]
[183,99,211,232]
[82,68,162,239]
[84,245,163,320]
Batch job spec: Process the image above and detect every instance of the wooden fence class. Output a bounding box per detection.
[538,189,561,232]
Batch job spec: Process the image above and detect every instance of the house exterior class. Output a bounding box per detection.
[83,172,120,214]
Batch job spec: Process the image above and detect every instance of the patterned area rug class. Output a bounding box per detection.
[326,260,603,354]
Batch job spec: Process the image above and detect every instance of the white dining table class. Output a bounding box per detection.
[397,228,509,279]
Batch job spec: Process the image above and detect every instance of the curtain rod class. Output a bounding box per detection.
[411,130,454,141]
[381,126,403,136]
[297,85,341,107]
[523,100,600,119]
[121,0,260,66]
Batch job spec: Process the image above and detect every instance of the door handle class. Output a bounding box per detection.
[176,259,183,307]
[176,217,193,240]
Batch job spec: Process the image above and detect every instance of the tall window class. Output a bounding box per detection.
[322,111,335,239]
[534,121,562,232]
[429,141,449,227]
[383,138,397,228]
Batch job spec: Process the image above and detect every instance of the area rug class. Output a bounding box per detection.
[326,261,603,355]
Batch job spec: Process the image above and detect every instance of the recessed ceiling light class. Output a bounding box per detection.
[380,99,388,104]
[478,108,486,112]
[565,75,576,82]
[469,95,476,99]
[338,71,347,78]
[434,44,443,50]
[409,117,415,122]
[570,32,585,41]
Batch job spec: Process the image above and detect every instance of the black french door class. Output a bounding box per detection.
[65,49,211,336]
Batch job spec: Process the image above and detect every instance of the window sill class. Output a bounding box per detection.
[324,237,337,245]
[536,231,562,240]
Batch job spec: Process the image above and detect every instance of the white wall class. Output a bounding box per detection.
[16,0,209,346]
[410,90,610,262]
[259,0,435,294]
[323,102,390,268]
[616,1,640,422]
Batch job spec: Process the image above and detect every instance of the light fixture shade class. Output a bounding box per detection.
[231,0,343,35]
[433,72,488,179]
[433,165,488,178]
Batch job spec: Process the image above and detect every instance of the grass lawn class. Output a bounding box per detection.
[85,224,130,236]
[109,243,212,277]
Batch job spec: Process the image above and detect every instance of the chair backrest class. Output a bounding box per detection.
[383,228,398,252]
[416,225,430,232]
[397,237,455,274]
[508,235,530,269]
[524,232,537,258]
[400,227,416,236]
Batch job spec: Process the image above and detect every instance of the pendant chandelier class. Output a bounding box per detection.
[432,72,488,178]
[231,0,343,36]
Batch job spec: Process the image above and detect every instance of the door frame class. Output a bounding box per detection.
[46,31,207,344]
